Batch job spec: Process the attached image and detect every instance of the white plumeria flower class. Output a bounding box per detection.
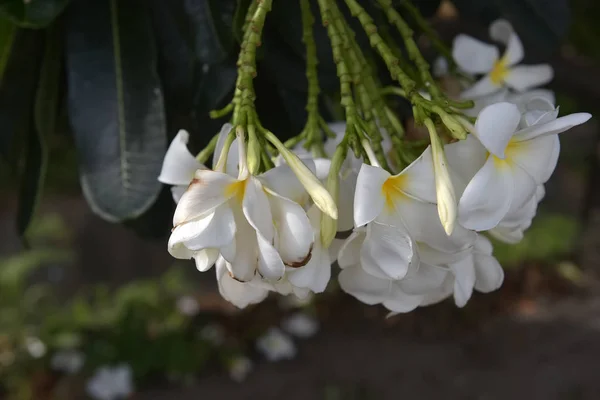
[354,147,475,274]
[281,312,319,339]
[455,99,591,231]
[169,132,315,282]
[215,256,270,308]
[229,356,253,383]
[24,337,46,359]
[86,364,133,400]
[176,295,200,316]
[256,328,297,362]
[419,235,504,308]
[51,350,85,374]
[453,19,553,99]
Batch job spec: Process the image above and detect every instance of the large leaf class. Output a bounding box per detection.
[0,0,69,28]
[0,27,43,174]
[451,0,570,55]
[17,22,63,237]
[66,0,167,222]
[184,0,236,64]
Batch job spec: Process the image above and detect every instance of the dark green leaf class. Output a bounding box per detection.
[149,0,196,110]
[0,20,16,78]
[0,0,69,28]
[184,0,236,64]
[451,0,570,55]
[17,22,63,237]
[66,0,167,222]
[0,28,43,174]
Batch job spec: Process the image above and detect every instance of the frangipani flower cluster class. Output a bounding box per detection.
[158,16,591,315]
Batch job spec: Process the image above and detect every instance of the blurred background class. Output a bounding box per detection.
[1,0,600,398]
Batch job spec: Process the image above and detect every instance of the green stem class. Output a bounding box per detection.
[376,0,442,100]
[196,132,220,164]
[398,0,456,71]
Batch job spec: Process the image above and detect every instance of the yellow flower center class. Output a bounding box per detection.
[490,57,509,85]
[381,175,408,210]
[225,179,247,203]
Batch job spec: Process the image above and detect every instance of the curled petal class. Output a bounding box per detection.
[158,130,204,186]
[216,258,269,308]
[354,164,390,227]
[503,33,524,66]
[397,263,449,295]
[337,229,366,268]
[450,257,476,307]
[267,192,314,267]
[382,286,423,313]
[361,221,418,280]
[338,265,392,305]
[458,156,513,231]
[194,249,220,272]
[474,102,521,158]
[514,113,592,141]
[173,170,238,226]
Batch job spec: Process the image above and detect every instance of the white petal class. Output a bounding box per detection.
[504,64,553,92]
[337,229,365,268]
[216,258,269,308]
[243,177,274,241]
[508,89,555,110]
[397,146,437,203]
[158,130,204,186]
[506,165,538,215]
[194,248,220,272]
[212,123,238,175]
[256,234,285,280]
[461,76,501,99]
[361,221,418,280]
[354,164,390,227]
[397,199,476,254]
[398,263,449,295]
[450,257,476,307]
[173,205,236,251]
[503,33,524,66]
[474,102,521,158]
[419,275,454,307]
[260,163,311,207]
[268,193,313,267]
[338,265,391,305]
[418,242,472,266]
[288,241,331,293]
[445,135,488,195]
[226,209,258,282]
[509,134,559,184]
[473,253,504,293]
[489,225,524,244]
[170,185,187,203]
[514,113,592,141]
[458,156,513,231]
[452,34,499,74]
[489,19,513,45]
[382,286,423,313]
[173,170,238,226]
[169,212,214,258]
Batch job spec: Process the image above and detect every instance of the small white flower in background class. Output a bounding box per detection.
[176,295,200,317]
[199,323,226,346]
[86,364,133,400]
[454,98,591,231]
[229,356,253,383]
[24,337,46,359]
[256,328,297,362]
[51,350,85,374]
[281,312,319,339]
[453,19,553,99]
